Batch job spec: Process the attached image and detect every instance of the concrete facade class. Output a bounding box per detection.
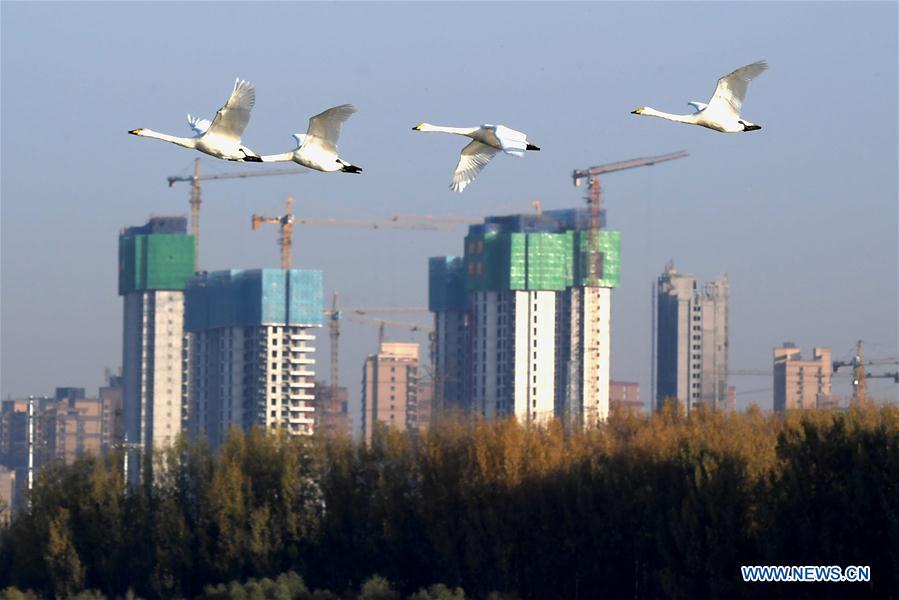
[429,208,620,429]
[432,310,468,418]
[122,290,186,453]
[0,467,15,525]
[361,342,422,444]
[610,380,642,412]
[773,343,833,412]
[119,217,194,481]
[189,325,318,446]
[185,269,323,448]
[654,262,729,412]
[312,384,351,437]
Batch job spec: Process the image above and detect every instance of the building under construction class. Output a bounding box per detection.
[653,262,730,412]
[184,269,323,447]
[119,217,194,478]
[429,208,620,428]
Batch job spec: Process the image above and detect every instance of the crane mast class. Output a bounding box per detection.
[189,159,202,270]
[251,196,295,269]
[330,291,340,403]
[853,340,868,404]
[168,160,307,271]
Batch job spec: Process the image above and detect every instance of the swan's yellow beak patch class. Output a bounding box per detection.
[631,108,643,115]
[129,128,143,135]
[412,124,423,131]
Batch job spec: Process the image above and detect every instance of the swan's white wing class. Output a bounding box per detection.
[187,114,212,136]
[451,140,498,192]
[205,78,255,141]
[304,104,356,155]
[706,61,767,116]
[492,125,528,156]
[687,101,708,114]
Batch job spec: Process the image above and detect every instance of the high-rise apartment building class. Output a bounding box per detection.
[312,384,351,437]
[0,467,15,525]
[99,374,124,450]
[361,342,424,443]
[44,388,105,465]
[185,269,323,448]
[429,209,621,428]
[610,381,642,412]
[119,217,194,470]
[413,378,434,433]
[653,262,729,412]
[773,343,833,412]
[428,257,468,419]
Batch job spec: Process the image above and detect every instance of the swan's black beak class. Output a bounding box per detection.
[630,109,640,115]
[412,126,420,131]
[128,129,142,135]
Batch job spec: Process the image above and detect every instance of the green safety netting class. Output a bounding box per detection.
[118,233,195,295]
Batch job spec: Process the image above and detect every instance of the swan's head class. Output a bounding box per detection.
[412,123,430,131]
[128,128,145,135]
[630,108,645,115]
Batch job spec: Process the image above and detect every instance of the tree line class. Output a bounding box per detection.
[1,403,897,599]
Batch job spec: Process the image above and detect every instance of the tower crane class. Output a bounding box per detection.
[167,158,308,270]
[832,340,899,404]
[322,290,430,401]
[728,339,899,406]
[250,198,478,269]
[572,150,689,230]
[252,196,296,269]
[344,313,433,335]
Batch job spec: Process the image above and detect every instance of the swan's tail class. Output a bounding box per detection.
[338,159,362,174]
[239,146,263,162]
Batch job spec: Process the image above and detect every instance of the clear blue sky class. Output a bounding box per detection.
[2,2,897,416]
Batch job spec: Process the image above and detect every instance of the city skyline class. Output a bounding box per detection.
[2,3,897,414]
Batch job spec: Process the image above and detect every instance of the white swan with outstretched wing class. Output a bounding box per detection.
[412,122,540,192]
[129,78,261,161]
[260,104,361,173]
[632,61,768,133]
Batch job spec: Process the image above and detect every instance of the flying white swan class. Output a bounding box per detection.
[129,78,262,161]
[631,61,768,133]
[412,123,540,192]
[260,104,361,173]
